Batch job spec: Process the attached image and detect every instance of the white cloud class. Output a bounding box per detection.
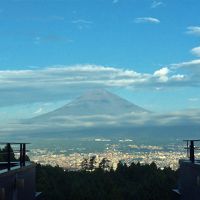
[191,46,200,57]
[112,0,119,3]
[72,19,93,29]
[151,1,164,8]
[1,109,200,137]
[171,59,200,69]
[186,26,200,36]
[0,63,195,107]
[72,19,93,24]
[134,17,160,24]
[34,108,43,114]
[154,67,169,82]
[154,67,169,76]
[34,35,73,45]
[168,59,200,86]
[188,98,199,102]
[171,74,185,81]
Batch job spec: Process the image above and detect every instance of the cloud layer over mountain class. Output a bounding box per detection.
[0,60,198,107]
[1,90,200,138]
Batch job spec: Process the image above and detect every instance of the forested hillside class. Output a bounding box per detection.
[36,162,177,200]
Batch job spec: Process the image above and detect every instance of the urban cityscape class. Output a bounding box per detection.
[29,138,191,170]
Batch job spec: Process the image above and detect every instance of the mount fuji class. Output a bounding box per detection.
[12,89,200,139]
[31,89,149,122]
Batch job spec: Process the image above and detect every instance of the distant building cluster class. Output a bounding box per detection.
[30,147,194,170]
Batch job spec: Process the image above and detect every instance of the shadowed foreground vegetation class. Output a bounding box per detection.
[0,145,178,200]
[36,162,178,200]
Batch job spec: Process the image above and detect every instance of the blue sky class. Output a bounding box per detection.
[1,0,200,121]
[0,0,199,70]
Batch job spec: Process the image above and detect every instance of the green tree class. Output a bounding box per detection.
[88,155,96,171]
[99,158,111,171]
[0,144,16,162]
[81,157,89,170]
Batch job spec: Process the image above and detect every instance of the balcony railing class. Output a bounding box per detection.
[0,142,30,171]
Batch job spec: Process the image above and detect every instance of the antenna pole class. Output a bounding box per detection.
[183,139,200,163]
[190,141,195,163]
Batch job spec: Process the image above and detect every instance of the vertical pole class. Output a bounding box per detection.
[7,143,11,171]
[22,144,26,166]
[190,141,195,163]
[20,143,23,167]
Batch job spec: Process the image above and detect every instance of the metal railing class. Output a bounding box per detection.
[183,139,200,163]
[0,143,30,171]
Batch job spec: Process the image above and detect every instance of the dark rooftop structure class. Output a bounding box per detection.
[174,139,200,200]
[0,142,42,200]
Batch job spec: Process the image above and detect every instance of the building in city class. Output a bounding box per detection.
[174,140,200,200]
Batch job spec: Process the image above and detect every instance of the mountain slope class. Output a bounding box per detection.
[31,89,149,122]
